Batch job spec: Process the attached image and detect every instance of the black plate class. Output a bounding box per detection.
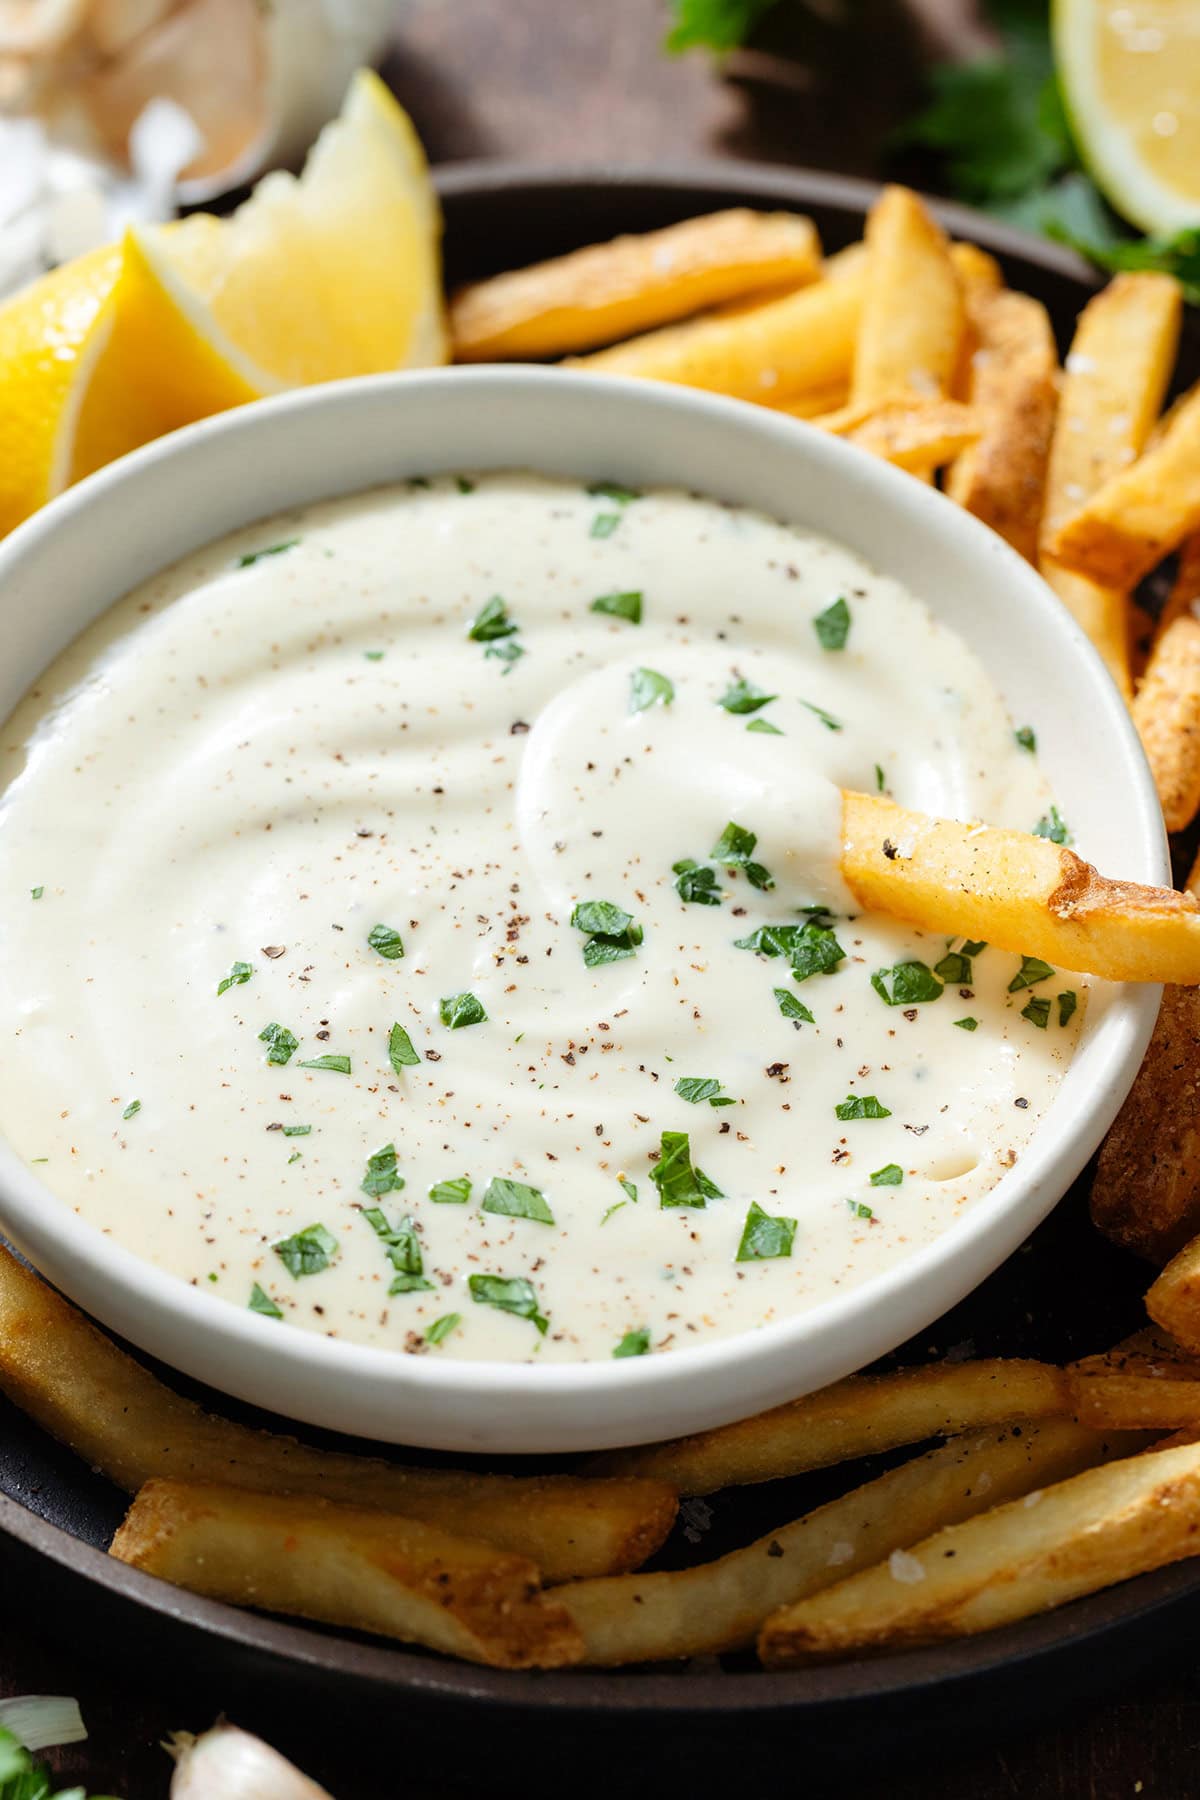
[4,162,1199,1788]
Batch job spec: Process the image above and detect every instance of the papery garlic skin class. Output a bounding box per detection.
[169,1724,336,1800]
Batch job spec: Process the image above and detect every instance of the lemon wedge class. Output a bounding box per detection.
[1055,0,1200,235]
[131,68,446,390]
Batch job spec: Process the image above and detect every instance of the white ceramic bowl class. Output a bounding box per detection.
[0,369,1166,1453]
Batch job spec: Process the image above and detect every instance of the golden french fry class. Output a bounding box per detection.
[1070,1369,1200,1429]
[950,240,1003,299]
[563,1421,1118,1665]
[840,788,1200,982]
[110,1479,583,1668]
[758,1438,1200,1665]
[772,380,850,421]
[1091,984,1200,1262]
[1072,1327,1200,1379]
[1147,1237,1200,1358]
[850,186,965,406]
[588,1360,1071,1494]
[1042,563,1134,700]
[449,210,822,360]
[809,395,980,472]
[0,1249,675,1580]
[943,289,1058,563]
[1132,614,1200,832]
[569,264,864,403]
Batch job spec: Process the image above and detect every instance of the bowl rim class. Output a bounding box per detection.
[0,364,1166,1438]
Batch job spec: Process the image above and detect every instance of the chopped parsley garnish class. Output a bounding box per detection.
[674,1076,735,1106]
[440,992,488,1029]
[249,1283,283,1318]
[1058,991,1078,1027]
[468,595,524,669]
[934,950,973,986]
[1033,804,1072,845]
[388,1022,421,1073]
[871,961,944,1006]
[649,1129,723,1209]
[362,1206,432,1293]
[711,821,774,891]
[835,1094,891,1119]
[367,923,405,961]
[237,538,299,567]
[274,1222,337,1278]
[673,858,723,906]
[619,1176,639,1203]
[613,1327,651,1358]
[1015,726,1037,752]
[297,1053,351,1074]
[746,717,784,735]
[469,1273,549,1334]
[848,1200,875,1220]
[288,1151,302,1164]
[259,1022,299,1065]
[591,512,621,538]
[482,1175,555,1225]
[364,650,385,661]
[457,476,476,494]
[430,1175,472,1205]
[426,1312,461,1344]
[630,666,675,713]
[1008,955,1055,993]
[774,987,815,1024]
[813,596,851,650]
[736,1200,797,1261]
[735,919,845,982]
[216,960,253,996]
[875,764,887,793]
[1022,995,1051,1028]
[571,898,643,966]
[587,480,641,504]
[960,939,988,957]
[870,1163,904,1187]
[718,675,776,715]
[800,698,842,731]
[361,1142,405,1198]
[954,1017,979,1031]
[601,1201,627,1225]
[281,1124,311,1136]
[30,886,43,899]
[591,590,643,624]
[122,1099,141,1121]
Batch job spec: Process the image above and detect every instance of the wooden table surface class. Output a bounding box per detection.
[7,2,1200,1794]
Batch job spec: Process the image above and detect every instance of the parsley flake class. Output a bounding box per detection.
[674,1076,734,1106]
[1033,804,1072,845]
[1009,955,1055,993]
[216,960,253,996]
[673,858,723,906]
[259,1022,299,1066]
[591,590,643,624]
[619,1176,639,1203]
[587,481,641,504]
[848,1199,875,1220]
[871,961,944,1006]
[736,1200,797,1261]
[122,1099,141,1121]
[468,595,525,670]
[955,1017,979,1031]
[572,898,643,966]
[718,675,776,715]
[426,1312,461,1344]
[711,820,774,891]
[469,1273,549,1334]
[630,666,675,713]
[482,1176,555,1225]
[362,1206,432,1293]
[800,698,843,732]
[361,1142,405,1199]
[934,950,973,986]
[274,1223,338,1278]
[388,1021,421,1073]
[870,1163,904,1187]
[747,717,784,735]
[813,596,851,649]
[591,512,621,538]
[440,992,488,1029]
[835,1094,891,1120]
[297,1054,351,1074]
[875,764,887,793]
[1058,990,1078,1027]
[237,538,299,568]
[281,1124,311,1136]
[430,1175,472,1205]
[367,923,405,961]
[774,987,815,1024]
[735,919,845,982]
[248,1283,283,1319]
[613,1327,651,1358]
[1022,995,1051,1028]
[1015,726,1037,752]
[30,886,43,899]
[649,1129,723,1209]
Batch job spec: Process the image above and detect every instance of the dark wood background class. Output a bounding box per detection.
[8,1,1200,1793]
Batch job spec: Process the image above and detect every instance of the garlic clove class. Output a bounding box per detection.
[169,1723,336,1800]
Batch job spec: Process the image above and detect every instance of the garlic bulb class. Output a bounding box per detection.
[169,1723,336,1800]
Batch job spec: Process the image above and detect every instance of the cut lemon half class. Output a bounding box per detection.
[131,68,446,390]
[1055,0,1200,235]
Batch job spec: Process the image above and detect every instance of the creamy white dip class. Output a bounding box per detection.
[0,473,1083,1363]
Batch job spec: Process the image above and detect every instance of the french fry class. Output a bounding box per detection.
[0,1249,675,1580]
[110,1480,584,1669]
[758,1438,1200,1665]
[569,264,864,403]
[449,210,822,361]
[773,380,850,421]
[840,788,1200,982]
[1091,984,1200,1262]
[1070,1368,1200,1430]
[1132,614,1200,831]
[807,395,980,472]
[589,1360,1071,1494]
[850,186,965,406]
[943,288,1058,562]
[1147,1239,1200,1358]
[950,240,1003,299]
[563,1422,1120,1665]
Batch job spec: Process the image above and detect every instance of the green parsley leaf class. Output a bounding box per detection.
[361,1142,405,1198]
[587,480,641,504]
[835,1094,891,1120]
[216,960,253,996]
[468,594,518,643]
[672,858,723,906]
[1067,224,1200,309]
[665,0,778,54]
[364,650,385,661]
[800,698,842,732]
[481,1176,555,1225]
[711,820,757,863]
[619,1176,639,1203]
[630,666,675,713]
[736,1200,797,1261]
[1009,955,1055,993]
[934,950,973,986]
[1058,990,1078,1027]
[601,1201,627,1225]
[954,1017,979,1031]
[119,1100,140,1122]
[259,1021,299,1065]
[274,1222,338,1278]
[591,590,643,624]
[848,1199,875,1220]
[1022,995,1051,1028]
[613,1327,651,1358]
[426,1312,461,1344]
[486,638,525,671]
[746,717,784,735]
[281,1124,311,1136]
[288,1151,302,1164]
[430,1175,472,1205]
[871,961,944,1006]
[469,1273,549,1334]
[1033,804,1072,845]
[584,923,644,966]
[674,1076,729,1106]
[735,920,845,982]
[649,1129,724,1209]
[870,1163,904,1187]
[591,512,621,538]
[960,939,988,957]
[298,1053,351,1073]
[237,538,299,568]
[440,992,487,1029]
[875,764,887,793]
[572,899,634,936]
[1015,726,1037,752]
[813,596,851,650]
[774,987,815,1024]
[457,476,476,494]
[367,923,405,960]
[362,1206,433,1293]
[249,1283,283,1319]
[388,1021,421,1073]
[718,675,776,715]
[30,886,43,899]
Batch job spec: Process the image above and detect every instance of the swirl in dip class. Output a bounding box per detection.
[0,473,1084,1363]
